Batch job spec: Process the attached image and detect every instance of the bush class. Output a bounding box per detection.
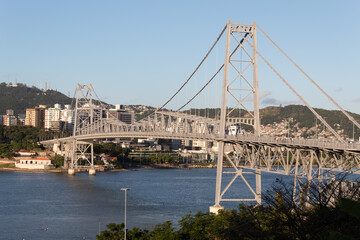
[97,178,360,240]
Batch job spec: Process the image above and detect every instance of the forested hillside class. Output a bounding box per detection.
[0,82,72,115]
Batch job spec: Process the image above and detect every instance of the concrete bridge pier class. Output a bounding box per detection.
[209,205,224,214]
[89,168,96,175]
[68,168,75,175]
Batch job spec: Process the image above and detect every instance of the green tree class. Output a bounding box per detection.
[53,155,64,168]
[149,221,177,240]
[97,178,360,240]
[96,223,124,240]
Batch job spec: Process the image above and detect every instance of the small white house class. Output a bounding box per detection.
[15,158,54,170]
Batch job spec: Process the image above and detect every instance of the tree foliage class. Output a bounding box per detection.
[0,82,72,115]
[148,154,179,164]
[97,179,360,240]
[93,143,129,157]
[0,125,49,157]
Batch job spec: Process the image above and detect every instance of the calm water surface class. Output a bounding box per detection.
[0,168,291,240]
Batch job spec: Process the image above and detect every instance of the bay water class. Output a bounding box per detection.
[0,169,291,240]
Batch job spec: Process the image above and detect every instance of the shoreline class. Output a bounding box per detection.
[0,163,217,173]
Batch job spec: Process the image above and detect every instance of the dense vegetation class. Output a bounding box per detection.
[0,82,72,115]
[93,142,181,168]
[97,179,360,240]
[93,142,128,157]
[0,125,57,158]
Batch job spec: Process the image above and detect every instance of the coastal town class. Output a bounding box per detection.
[0,81,351,172]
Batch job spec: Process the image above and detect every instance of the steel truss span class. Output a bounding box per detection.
[41,21,360,212]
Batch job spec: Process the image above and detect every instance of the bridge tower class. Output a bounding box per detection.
[211,21,261,213]
[67,84,100,175]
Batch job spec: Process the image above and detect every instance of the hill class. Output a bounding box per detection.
[1,82,359,138]
[183,105,360,138]
[260,105,360,138]
[0,82,72,115]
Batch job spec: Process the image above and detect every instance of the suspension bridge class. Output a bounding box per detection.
[41,20,360,213]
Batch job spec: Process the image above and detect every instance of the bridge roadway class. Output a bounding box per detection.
[41,130,360,154]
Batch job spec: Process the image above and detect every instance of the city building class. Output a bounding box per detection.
[45,104,62,130]
[25,105,46,128]
[17,114,26,125]
[60,104,74,131]
[107,104,135,124]
[6,109,14,115]
[3,109,18,126]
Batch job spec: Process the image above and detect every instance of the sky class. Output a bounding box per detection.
[0,0,359,113]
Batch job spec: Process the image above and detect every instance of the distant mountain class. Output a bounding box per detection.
[0,82,72,115]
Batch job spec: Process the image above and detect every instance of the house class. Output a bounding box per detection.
[15,157,54,169]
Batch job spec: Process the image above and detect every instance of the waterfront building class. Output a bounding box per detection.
[15,157,54,169]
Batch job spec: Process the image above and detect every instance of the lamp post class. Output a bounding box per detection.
[120,188,130,240]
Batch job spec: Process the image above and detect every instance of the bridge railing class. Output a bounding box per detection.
[225,135,360,151]
[73,116,360,152]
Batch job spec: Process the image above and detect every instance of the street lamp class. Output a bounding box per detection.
[120,188,130,240]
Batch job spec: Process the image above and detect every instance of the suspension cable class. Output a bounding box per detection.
[239,32,345,142]
[177,65,224,111]
[256,25,360,131]
[138,24,227,121]
[158,24,226,111]
[177,33,249,113]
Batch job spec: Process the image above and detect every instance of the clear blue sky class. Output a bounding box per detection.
[0,0,359,113]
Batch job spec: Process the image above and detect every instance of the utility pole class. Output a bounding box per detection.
[121,188,130,240]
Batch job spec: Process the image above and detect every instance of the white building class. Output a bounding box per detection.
[44,104,75,131]
[15,157,54,169]
[45,104,62,129]
[60,105,74,130]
